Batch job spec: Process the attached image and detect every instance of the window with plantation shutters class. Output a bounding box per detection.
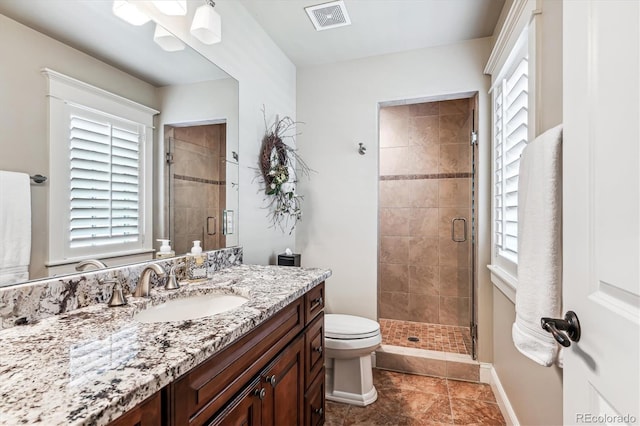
[493,53,529,270]
[43,68,157,267]
[68,110,142,248]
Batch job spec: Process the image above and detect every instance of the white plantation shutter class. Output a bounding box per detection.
[68,111,142,248]
[43,68,158,266]
[493,55,529,266]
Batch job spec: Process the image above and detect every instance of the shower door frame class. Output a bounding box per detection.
[470,93,479,360]
[376,92,479,359]
[164,119,228,254]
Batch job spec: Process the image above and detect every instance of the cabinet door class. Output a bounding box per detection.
[305,368,326,426]
[109,392,161,426]
[305,312,324,389]
[208,378,262,426]
[304,282,325,325]
[261,335,305,426]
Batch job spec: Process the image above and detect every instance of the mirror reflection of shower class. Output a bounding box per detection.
[165,122,228,255]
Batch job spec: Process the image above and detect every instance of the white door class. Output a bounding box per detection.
[563,1,640,425]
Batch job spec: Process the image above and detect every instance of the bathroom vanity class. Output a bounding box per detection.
[0,263,330,425]
[115,282,325,426]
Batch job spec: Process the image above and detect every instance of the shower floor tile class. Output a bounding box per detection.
[379,318,472,355]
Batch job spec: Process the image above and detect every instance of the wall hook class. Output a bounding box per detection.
[358,143,366,155]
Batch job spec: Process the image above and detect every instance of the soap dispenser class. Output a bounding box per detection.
[186,240,206,280]
[156,239,175,259]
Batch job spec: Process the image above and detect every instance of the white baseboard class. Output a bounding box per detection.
[481,363,520,426]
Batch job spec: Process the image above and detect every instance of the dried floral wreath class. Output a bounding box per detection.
[259,109,311,234]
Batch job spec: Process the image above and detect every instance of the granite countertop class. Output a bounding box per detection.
[0,265,331,425]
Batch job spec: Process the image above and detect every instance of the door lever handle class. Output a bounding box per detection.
[541,311,581,347]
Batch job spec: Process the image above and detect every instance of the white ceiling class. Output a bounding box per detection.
[1,0,505,83]
[0,0,231,87]
[240,0,505,67]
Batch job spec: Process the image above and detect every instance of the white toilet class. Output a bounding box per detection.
[324,314,382,406]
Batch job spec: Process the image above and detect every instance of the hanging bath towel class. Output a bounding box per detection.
[512,124,563,367]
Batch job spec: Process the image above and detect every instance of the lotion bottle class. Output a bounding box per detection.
[156,239,175,259]
[186,240,206,280]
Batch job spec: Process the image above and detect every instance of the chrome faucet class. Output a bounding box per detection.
[133,263,166,297]
[75,259,108,271]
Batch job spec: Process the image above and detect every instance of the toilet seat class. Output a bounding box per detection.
[325,314,380,340]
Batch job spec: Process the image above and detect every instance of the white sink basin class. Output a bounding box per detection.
[133,293,248,323]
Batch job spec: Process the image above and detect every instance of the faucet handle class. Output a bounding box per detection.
[108,281,128,307]
[102,275,127,307]
[166,262,185,290]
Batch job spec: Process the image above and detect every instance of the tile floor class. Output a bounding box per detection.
[380,319,472,355]
[325,369,506,426]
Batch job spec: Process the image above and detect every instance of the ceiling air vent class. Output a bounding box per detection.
[305,0,351,31]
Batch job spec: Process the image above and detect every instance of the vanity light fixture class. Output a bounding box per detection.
[112,0,151,26]
[190,0,222,45]
[153,24,186,51]
[151,0,187,16]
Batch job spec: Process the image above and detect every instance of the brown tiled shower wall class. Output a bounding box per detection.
[378,99,472,327]
[167,124,226,255]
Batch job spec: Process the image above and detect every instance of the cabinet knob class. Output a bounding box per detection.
[314,296,323,306]
[266,375,277,386]
[254,388,266,400]
[314,345,323,354]
[314,407,323,416]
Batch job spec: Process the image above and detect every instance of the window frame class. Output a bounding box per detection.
[42,69,158,266]
[490,31,531,279]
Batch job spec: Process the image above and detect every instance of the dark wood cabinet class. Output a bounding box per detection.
[305,313,325,389]
[304,287,325,426]
[304,284,325,325]
[260,335,305,426]
[109,392,161,426]
[168,298,304,426]
[305,368,326,426]
[208,378,262,426]
[110,282,325,426]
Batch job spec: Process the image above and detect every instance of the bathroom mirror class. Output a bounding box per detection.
[0,0,239,286]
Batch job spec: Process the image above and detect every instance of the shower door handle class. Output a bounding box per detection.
[207,216,217,235]
[451,218,467,242]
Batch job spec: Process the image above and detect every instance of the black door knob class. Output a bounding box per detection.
[541,311,581,347]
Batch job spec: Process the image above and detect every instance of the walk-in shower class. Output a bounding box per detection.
[377,95,478,362]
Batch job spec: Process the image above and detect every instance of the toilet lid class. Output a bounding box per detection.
[325,314,380,339]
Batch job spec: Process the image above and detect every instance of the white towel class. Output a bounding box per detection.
[0,171,32,285]
[512,124,563,367]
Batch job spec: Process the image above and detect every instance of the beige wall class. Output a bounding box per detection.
[296,37,494,362]
[0,14,158,280]
[493,288,563,425]
[144,0,297,265]
[378,99,473,327]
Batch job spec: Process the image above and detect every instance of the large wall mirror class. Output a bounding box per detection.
[0,0,239,287]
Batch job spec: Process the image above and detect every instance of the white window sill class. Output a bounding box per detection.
[488,264,518,303]
[45,249,155,277]
[46,248,155,267]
